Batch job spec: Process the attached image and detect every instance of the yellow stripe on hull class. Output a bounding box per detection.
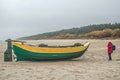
[12,42,86,53]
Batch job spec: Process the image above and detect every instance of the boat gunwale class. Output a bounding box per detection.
[12,41,90,53]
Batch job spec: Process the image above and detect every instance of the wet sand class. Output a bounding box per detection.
[0,39,120,80]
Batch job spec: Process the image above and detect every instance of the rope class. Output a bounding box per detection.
[89,47,120,51]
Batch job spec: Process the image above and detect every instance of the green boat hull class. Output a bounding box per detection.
[13,45,87,61]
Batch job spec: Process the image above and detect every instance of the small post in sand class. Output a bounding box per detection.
[4,39,12,62]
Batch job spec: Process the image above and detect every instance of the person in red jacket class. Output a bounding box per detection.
[107,42,113,60]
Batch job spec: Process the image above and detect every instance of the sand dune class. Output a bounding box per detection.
[0,39,120,80]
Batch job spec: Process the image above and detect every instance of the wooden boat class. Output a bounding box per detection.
[12,41,90,61]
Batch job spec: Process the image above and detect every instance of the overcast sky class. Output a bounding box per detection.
[0,0,120,40]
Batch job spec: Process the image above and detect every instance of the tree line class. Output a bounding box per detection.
[19,23,120,40]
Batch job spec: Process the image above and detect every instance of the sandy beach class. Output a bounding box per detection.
[0,39,120,80]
